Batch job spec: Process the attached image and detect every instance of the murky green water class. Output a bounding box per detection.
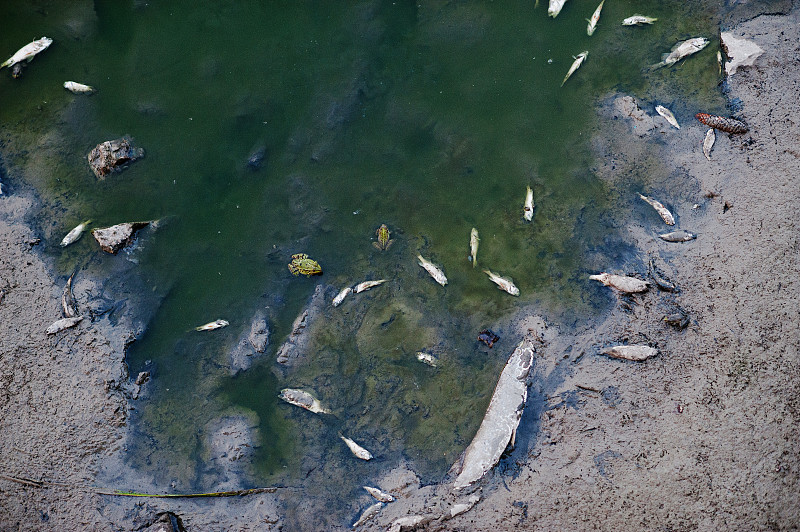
[0,0,728,525]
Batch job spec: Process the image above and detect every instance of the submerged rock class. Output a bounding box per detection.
[275,284,327,368]
[91,222,149,254]
[229,311,270,374]
[87,138,144,179]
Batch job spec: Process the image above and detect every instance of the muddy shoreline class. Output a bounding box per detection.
[2,4,800,531]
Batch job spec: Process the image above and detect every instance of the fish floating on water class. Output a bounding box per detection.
[622,15,657,25]
[650,37,709,69]
[340,435,373,460]
[658,230,697,242]
[484,269,519,296]
[279,388,330,414]
[332,286,353,307]
[416,351,438,367]
[195,319,228,331]
[46,316,83,335]
[64,81,95,94]
[548,0,568,18]
[639,193,675,225]
[703,128,715,160]
[417,254,448,286]
[523,186,534,221]
[655,105,680,129]
[364,486,395,503]
[561,51,588,87]
[586,1,605,36]
[469,228,479,268]
[60,220,92,247]
[590,272,649,293]
[354,279,387,294]
[695,113,749,134]
[602,345,659,361]
[1,37,53,69]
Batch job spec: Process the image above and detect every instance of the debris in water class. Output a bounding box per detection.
[477,329,500,348]
[523,186,534,221]
[589,272,648,293]
[195,319,228,331]
[416,351,438,367]
[695,113,749,134]
[601,345,658,361]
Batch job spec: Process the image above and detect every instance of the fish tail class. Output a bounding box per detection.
[646,62,666,72]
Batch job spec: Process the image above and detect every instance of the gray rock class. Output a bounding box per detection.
[721,31,764,76]
[87,138,144,179]
[91,222,149,254]
[229,311,270,374]
[275,284,327,368]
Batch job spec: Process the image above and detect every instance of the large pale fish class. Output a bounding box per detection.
[46,316,83,335]
[60,220,92,247]
[548,0,568,18]
[354,279,387,294]
[1,37,53,69]
[364,486,395,503]
[417,254,447,286]
[622,15,657,25]
[703,128,715,160]
[64,81,95,94]
[589,272,649,293]
[195,319,229,331]
[586,1,605,36]
[602,345,659,361]
[651,37,709,69]
[469,228,479,268]
[655,105,680,129]
[523,186,534,221]
[352,502,383,528]
[658,230,697,242]
[639,193,675,225]
[332,286,352,307]
[561,51,588,87]
[484,269,520,296]
[279,388,330,414]
[340,435,373,460]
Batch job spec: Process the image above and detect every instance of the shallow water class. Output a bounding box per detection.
[0,0,729,525]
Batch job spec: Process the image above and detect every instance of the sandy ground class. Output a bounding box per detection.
[2,4,799,531]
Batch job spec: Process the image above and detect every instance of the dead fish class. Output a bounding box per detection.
[60,220,92,247]
[658,230,697,242]
[649,259,677,292]
[655,105,680,129]
[279,388,330,414]
[483,269,520,296]
[332,286,353,307]
[450,495,481,518]
[589,272,649,293]
[46,316,83,335]
[561,51,588,87]
[548,0,568,18]
[417,254,448,286]
[340,435,373,460]
[352,502,383,528]
[195,319,229,331]
[364,486,395,503]
[586,1,605,36]
[477,329,500,348]
[469,228,479,268]
[717,50,723,74]
[354,279,387,294]
[61,272,79,318]
[63,81,95,94]
[622,15,657,25]
[602,345,658,361]
[1,37,53,69]
[703,128,715,160]
[651,37,709,69]
[523,186,534,221]
[695,113,749,134]
[416,351,438,367]
[639,193,675,225]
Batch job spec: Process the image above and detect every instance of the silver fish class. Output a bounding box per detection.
[717,50,723,74]
[586,1,605,36]
[332,286,352,307]
[340,435,373,460]
[655,105,680,129]
[354,279,387,294]
[352,502,383,528]
[416,351,438,367]
[417,254,448,286]
[364,486,395,503]
[61,272,79,318]
[279,388,330,414]
[60,220,92,247]
[622,15,657,25]
[561,51,588,87]
[589,272,649,293]
[1,37,53,69]
[195,319,229,331]
[639,193,675,225]
[523,186,534,221]
[548,0,568,18]
[602,345,658,361]
[46,316,83,335]
[658,230,697,242]
[703,128,715,160]
[64,81,95,94]
[484,269,520,296]
[469,228,479,268]
[651,37,709,69]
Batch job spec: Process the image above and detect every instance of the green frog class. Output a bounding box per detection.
[373,224,393,250]
[288,253,322,276]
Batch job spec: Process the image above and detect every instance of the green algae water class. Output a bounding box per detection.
[0,0,729,526]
